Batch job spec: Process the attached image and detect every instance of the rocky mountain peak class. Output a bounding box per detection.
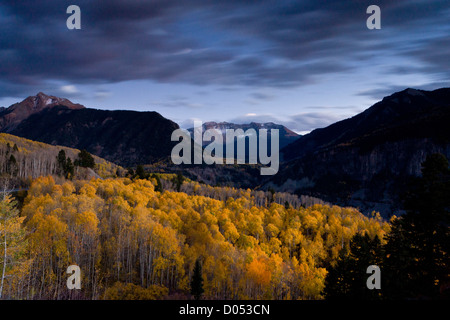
[0,92,85,132]
[23,92,85,111]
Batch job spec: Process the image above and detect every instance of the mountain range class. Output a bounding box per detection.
[187,121,300,150]
[0,93,179,167]
[1,88,449,216]
[186,121,300,164]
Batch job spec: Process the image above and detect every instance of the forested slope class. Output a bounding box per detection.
[0,176,388,300]
[0,133,121,181]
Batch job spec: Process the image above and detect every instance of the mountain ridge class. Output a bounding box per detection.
[0,93,180,167]
[282,87,450,161]
[274,87,450,216]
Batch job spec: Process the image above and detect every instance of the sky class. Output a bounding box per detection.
[0,0,449,134]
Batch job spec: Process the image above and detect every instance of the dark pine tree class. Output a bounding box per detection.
[76,149,95,168]
[174,172,184,192]
[151,174,163,193]
[135,165,147,180]
[190,259,204,300]
[64,157,74,179]
[57,150,67,175]
[323,233,383,300]
[384,153,450,299]
[7,154,17,175]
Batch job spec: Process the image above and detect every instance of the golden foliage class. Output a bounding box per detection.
[5,176,389,300]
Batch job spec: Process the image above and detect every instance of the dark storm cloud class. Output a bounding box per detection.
[0,0,448,98]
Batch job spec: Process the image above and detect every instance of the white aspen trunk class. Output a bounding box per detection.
[0,230,7,299]
[0,183,8,299]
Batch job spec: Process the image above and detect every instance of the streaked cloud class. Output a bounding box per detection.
[0,0,448,133]
[1,0,448,98]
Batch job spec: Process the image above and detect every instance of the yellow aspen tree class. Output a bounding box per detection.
[0,195,26,299]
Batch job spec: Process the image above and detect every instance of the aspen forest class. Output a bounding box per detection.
[0,175,389,300]
[0,133,120,181]
[0,135,448,300]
